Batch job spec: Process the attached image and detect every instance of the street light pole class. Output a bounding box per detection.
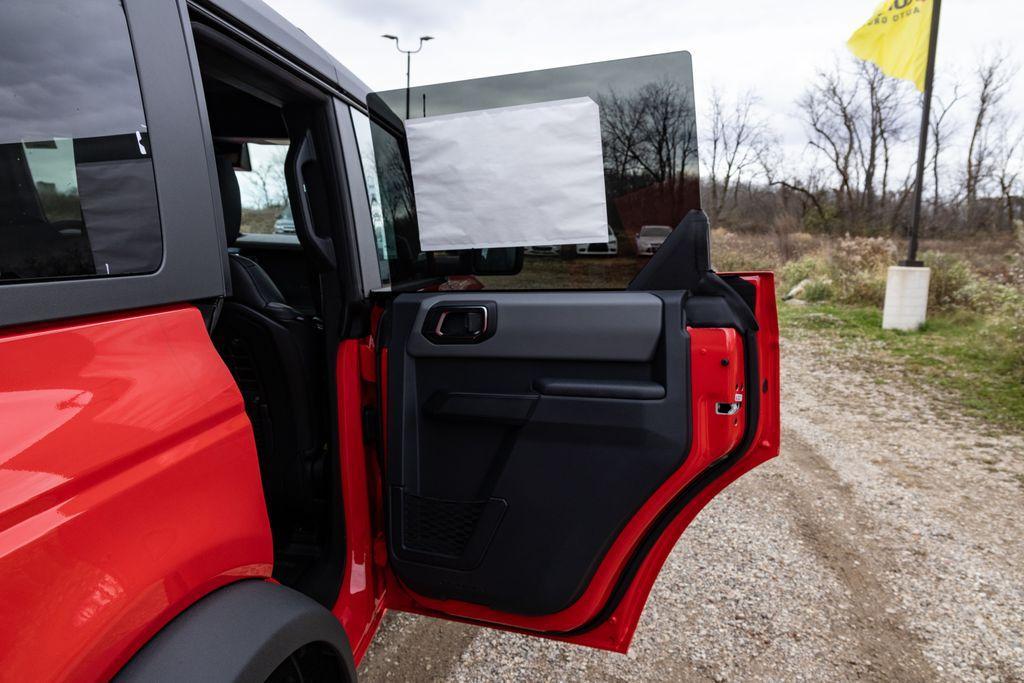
[405,50,411,118]
[381,34,434,119]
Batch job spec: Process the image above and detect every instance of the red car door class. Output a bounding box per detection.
[351,52,781,653]
[375,220,779,653]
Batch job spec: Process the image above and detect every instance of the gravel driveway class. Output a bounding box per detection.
[359,331,1024,682]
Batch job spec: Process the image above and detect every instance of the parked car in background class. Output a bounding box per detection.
[577,227,619,256]
[636,224,672,256]
[524,244,562,257]
[273,204,295,234]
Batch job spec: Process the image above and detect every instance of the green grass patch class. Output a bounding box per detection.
[780,302,1024,432]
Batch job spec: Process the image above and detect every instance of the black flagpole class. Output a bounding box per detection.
[903,0,943,266]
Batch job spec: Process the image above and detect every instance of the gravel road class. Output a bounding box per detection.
[359,330,1024,682]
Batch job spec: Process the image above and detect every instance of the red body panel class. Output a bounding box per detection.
[333,339,388,664]
[377,273,780,650]
[0,306,273,681]
[0,275,778,674]
[688,326,746,470]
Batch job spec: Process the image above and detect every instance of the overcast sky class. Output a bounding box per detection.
[260,0,1023,185]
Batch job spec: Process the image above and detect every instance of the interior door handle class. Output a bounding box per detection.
[423,303,496,344]
[435,307,487,338]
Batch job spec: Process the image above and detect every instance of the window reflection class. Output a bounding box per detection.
[23,140,84,225]
[352,109,426,286]
[0,0,161,282]
[369,52,700,289]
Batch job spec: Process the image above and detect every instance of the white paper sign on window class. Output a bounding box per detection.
[404,97,608,251]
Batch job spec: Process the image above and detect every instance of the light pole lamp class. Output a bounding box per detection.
[381,34,434,119]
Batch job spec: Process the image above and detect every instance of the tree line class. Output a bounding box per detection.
[701,50,1022,240]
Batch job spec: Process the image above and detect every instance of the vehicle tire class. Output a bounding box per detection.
[117,580,356,682]
[265,641,349,682]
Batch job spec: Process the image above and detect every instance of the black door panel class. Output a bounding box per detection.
[386,291,691,615]
[405,292,662,361]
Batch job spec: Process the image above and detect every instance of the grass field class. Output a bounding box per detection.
[779,302,1024,432]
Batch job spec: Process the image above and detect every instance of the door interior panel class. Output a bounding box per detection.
[405,292,663,361]
[384,211,765,625]
[369,39,777,641]
[386,291,692,615]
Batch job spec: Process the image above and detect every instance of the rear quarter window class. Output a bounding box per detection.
[0,1,161,283]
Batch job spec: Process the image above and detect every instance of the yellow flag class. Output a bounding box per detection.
[847,0,933,91]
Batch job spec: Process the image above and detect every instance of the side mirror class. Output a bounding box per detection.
[472,247,523,276]
[425,247,523,277]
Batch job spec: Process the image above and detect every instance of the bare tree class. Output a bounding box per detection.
[703,89,773,220]
[635,80,699,185]
[798,63,861,214]
[598,80,698,188]
[888,165,918,233]
[753,139,830,227]
[250,158,287,209]
[992,116,1024,229]
[599,88,650,183]
[965,51,1016,225]
[856,62,909,214]
[926,80,963,215]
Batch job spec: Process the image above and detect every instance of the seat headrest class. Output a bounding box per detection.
[215,154,242,246]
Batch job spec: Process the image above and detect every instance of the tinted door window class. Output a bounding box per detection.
[351,110,426,286]
[0,1,161,282]
[367,52,699,290]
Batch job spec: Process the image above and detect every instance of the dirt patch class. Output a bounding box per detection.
[776,432,938,681]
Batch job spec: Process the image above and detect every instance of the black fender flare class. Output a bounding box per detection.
[116,580,356,682]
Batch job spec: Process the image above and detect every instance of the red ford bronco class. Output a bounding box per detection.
[0,1,779,680]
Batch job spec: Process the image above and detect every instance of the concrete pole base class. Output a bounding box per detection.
[882,266,931,331]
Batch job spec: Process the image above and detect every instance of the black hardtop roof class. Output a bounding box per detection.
[197,0,371,105]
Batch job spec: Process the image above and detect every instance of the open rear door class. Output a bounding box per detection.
[359,53,780,652]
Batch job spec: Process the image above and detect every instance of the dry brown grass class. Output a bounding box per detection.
[239,206,283,235]
[478,229,1023,298]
